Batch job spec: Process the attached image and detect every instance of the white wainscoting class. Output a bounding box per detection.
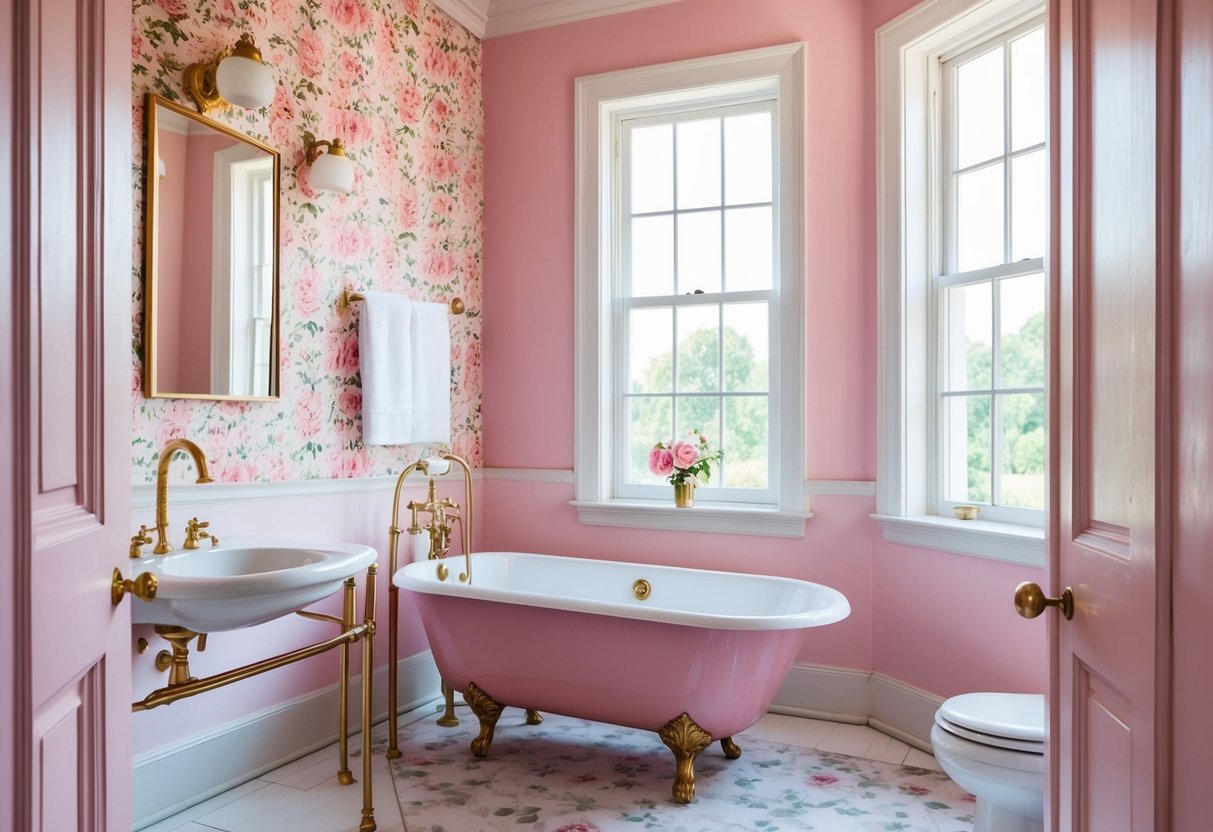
[132,652,442,830]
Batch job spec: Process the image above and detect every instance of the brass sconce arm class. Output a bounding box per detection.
[303,131,348,164]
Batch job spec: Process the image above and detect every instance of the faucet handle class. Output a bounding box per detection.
[183,517,217,550]
[130,525,154,559]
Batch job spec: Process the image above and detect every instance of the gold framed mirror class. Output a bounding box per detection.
[143,93,280,400]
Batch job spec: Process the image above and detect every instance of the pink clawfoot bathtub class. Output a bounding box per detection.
[394,551,850,803]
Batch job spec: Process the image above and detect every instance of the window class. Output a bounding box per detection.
[573,44,806,537]
[876,0,1047,564]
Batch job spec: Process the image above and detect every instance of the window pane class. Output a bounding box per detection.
[676,397,721,487]
[676,304,719,393]
[724,206,773,291]
[630,124,672,213]
[629,307,672,393]
[944,281,992,390]
[1011,149,1046,262]
[957,163,1005,272]
[724,396,768,489]
[676,118,721,210]
[998,272,1045,388]
[677,211,722,294]
[1010,28,1045,151]
[630,215,674,297]
[724,111,772,205]
[999,391,1045,508]
[957,46,1005,168]
[627,396,672,484]
[723,302,769,392]
[944,394,992,503]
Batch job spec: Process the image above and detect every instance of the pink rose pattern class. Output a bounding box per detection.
[131,0,483,483]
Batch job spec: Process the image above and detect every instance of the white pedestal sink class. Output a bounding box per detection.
[129,537,377,631]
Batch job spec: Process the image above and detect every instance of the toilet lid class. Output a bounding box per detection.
[936,692,1045,753]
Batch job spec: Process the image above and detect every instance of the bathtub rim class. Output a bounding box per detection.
[394,550,850,632]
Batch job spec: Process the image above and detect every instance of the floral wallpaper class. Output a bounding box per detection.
[130,0,483,483]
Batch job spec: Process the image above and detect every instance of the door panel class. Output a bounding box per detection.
[1052,0,1166,828]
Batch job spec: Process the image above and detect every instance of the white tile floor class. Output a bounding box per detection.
[141,703,943,832]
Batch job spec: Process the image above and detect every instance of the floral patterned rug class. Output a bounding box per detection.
[382,707,975,831]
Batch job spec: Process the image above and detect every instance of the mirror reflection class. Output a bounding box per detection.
[144,93,280,400]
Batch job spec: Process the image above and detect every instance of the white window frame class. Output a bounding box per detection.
[874,0,1046,565]
[572,43,807,538]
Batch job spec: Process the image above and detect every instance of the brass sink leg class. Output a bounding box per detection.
[525,708,543,725]
[463,681,502,757]
[153,626,201,686]
[359,562,378,831]
[437,680,460,727]
[658,712,712,804]
[720,736,742,759]
[337,576,356,785]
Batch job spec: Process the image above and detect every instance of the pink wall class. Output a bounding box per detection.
[154,129,186,391]
[481,0,1046,698]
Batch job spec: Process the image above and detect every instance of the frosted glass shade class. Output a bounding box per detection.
[215,55,274,109]
[310,151,355,194]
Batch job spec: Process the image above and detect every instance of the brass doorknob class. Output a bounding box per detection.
[1014,581,1074,620]
[112,568,158,606]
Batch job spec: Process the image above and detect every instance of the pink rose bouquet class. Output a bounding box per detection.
[647,430,723,486]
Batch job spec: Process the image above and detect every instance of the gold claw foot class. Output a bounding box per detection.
[720,737,742,759]
[337,769,355,785]
[525,708,543,725]
[358,809,377,831]
[658,712,712,804]
[464,681,502,758]
[437,680,460,727]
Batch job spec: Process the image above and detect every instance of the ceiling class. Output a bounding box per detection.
[431,0,684,39]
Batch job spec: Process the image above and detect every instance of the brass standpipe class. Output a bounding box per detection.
[145,438,214,555]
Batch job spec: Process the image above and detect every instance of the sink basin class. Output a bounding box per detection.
[130,537,377,632]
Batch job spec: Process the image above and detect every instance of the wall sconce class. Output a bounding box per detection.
[302,131,355,195]
[183,33,274,114]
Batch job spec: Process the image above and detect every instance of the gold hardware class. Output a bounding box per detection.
[183,517,218,549]
[525,709,544,725]
[136,638,150,654]
[436,681,460,727]
[633,578,652,601]
[182,33,268,113]
[153,439,213,554]
[721,737,742,759]
[154,650,172,673]
[659,712,713,804]
[130,525,154,558]
[464,681,502,758]
[112,568,158,606]
[341,288,465,316]
[953,505,981,520]
[1015,581,1075,621]
[302,130,348,165]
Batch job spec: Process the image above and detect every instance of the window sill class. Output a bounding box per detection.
[571,499,810,538]
[871,513,1045,566]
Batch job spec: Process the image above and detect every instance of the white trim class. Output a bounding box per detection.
[431,0,490,37]
[872,512,1045,565]
[485,0,682,38]
[573,43,806,537]
[131,470,475,509]
[806,479,877,497]
[480,467,575,483]
[876,0,1047,563]
[770,663,946,752]
[132,651,441,829]
[571,500,809,537]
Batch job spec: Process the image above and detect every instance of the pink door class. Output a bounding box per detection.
[4,0,134,829]
[1049,0,1169,828]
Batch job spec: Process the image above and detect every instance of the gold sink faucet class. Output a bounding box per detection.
[153,439,214,554]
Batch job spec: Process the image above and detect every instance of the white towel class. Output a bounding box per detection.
[358,291,451,445]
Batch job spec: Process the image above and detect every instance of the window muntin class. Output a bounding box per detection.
[616,100,777,503]
[937,18,1046,525]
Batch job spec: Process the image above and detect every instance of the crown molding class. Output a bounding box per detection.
[431,0,491,37]
[485,0,683,38]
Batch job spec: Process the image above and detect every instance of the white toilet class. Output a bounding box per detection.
[930,692,1045,832]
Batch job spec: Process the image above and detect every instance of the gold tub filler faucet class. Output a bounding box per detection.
[384,453,478,758]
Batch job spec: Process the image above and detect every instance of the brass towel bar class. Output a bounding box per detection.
[342,289,465,315]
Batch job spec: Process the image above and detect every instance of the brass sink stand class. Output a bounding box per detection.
[132,565,380,832]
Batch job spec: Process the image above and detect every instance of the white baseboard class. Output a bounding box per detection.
[770,663,943,753]
[132,651,442,830]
